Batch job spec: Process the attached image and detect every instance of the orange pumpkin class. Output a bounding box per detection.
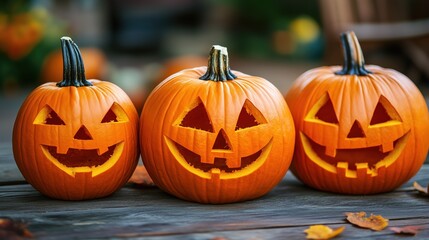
[285,31,429,194]
[13,37,139,200]
[0,12,44,60]
[40,46,107,83]
[140,45,295,203]
[157,55,207,83]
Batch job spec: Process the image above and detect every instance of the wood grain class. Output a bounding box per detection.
[0,166,428,239]
[1,142,428,239]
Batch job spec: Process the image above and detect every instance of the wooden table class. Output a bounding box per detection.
[1,141,428,239]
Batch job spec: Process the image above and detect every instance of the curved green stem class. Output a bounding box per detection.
[335,31,372,76]
[200,45,237,81]
[57,36,93,87]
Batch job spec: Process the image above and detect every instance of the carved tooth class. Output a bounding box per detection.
[227,159,241,169]
[97,145,109,155]
[336,162,348,177]
[210,168,221,180]
[337,162,358,178]
[356,163,369,177]
[380,142,394,153]
[337,162,348,170]
[56,145,69,154]
[201,156,215,164]
[325,146,337,157]
[356,162,368,169]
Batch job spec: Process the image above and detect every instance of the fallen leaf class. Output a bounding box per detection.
[345,212,388,231]
[0,217,33,238]
[304,225,345,239]
[128,165,156,187]
[211,237,229,240]
[390,226,423,235]
[413,181,428,195]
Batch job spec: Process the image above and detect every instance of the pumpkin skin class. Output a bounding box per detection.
[13,37,139,200]
[141,45,295,204]
[285,31,429,194]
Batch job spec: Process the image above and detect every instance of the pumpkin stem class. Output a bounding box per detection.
[57,36,93,87]
[335,31,372,76]
[200,45,237,81]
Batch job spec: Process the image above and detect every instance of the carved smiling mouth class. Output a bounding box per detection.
[300,132,409,178]
[164,136,273,179]
[41,142,124,177]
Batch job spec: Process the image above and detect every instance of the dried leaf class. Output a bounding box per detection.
[128,165,156,187]
[211,237,229,240]
[345,212,388,231]
[304,225,345,239]
[390,226,422,235]
[413,181,428,195]
[0,217,33,238]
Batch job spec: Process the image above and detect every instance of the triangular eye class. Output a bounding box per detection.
[370,95,401,125]
[235,99,267,130]
[101,102,129,123]
[101,108,118,123]
[315,95,338,124]
[178,98,213,132]
[33,105,65,125]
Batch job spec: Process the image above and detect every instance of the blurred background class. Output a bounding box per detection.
[1,0,429,143]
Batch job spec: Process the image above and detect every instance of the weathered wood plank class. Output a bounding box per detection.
[107,218,429,240]
[1,138,428,239]
[0,142,26,184]
[0,166,428,239]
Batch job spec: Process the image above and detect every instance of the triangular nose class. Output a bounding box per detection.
[347,120,365,138]
[212,129,231,150]
[74,125,93,140]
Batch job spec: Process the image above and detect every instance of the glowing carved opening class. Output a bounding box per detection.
[212,129,231,150]
[101,102,129,123]
[315,95,338,124]
[102,109,118,123]
[347,120,365,138]
[45,144,116,167]
[165,136,273,179]
[179,98,213,132]
[176,143,262,173]
[74,125,93,140]
[33,105,65,125]
[235,99,267,130]
[175,140,262,172]
[41,142,124,177]
[370,95,401,126]
[300,132,409,177]
[304,93,338,126]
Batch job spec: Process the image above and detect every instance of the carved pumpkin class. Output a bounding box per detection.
[13,37,139,200]
[285,31,429,194]
[141,45,295,203]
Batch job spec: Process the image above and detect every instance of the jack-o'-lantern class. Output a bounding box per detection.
[13,37,139,200]
[141,45,295,203]
[285,31,429,194]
